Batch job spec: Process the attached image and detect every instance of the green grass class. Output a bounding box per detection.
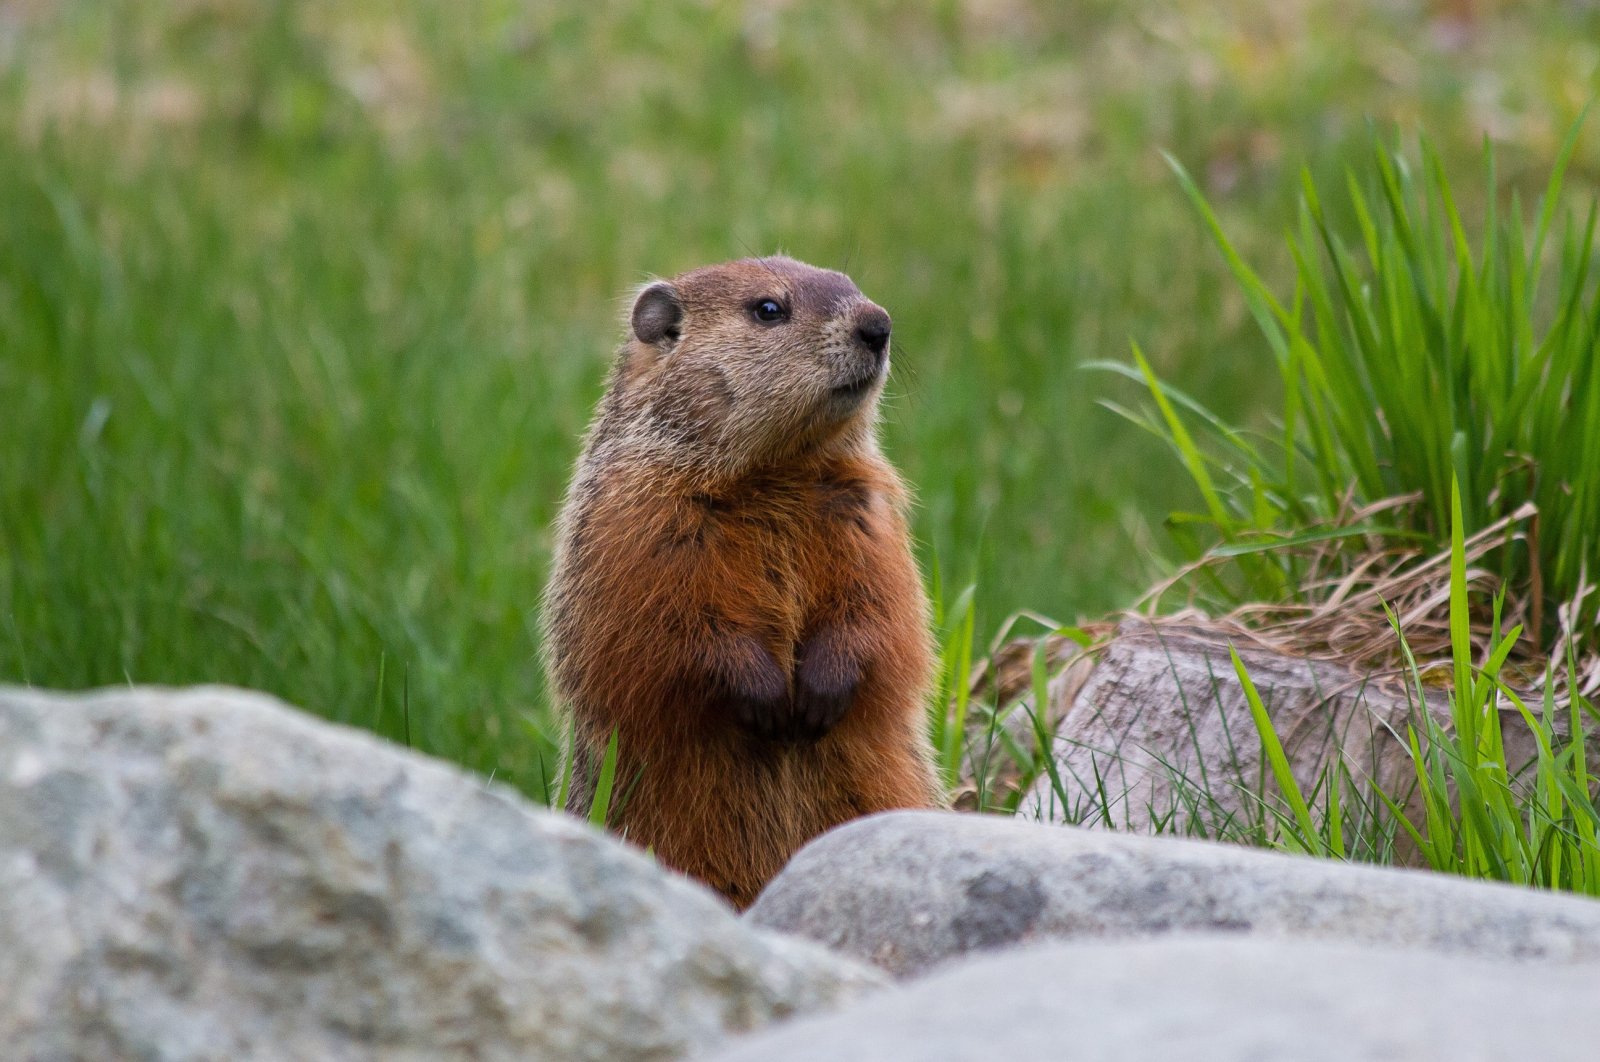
[1243,481,1600,892]
[1074,123,1600,890]
[1382,482,1600,892]
[5,1,1600,804]
[1106,123,1600,651]
[982,481,1600,891]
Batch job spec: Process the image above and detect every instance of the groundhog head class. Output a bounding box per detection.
[615,256,893,471]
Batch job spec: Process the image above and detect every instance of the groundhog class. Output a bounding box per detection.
[541,255,943,909]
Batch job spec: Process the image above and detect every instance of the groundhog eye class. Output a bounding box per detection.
[751,299,788,324]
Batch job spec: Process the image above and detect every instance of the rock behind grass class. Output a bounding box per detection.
[748,810,1600,978]
[0,686,880,1062]
[700,935,1600,1062]
[1008,620,1573,845]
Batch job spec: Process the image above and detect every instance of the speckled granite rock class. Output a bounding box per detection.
[0,685,881,1062]
[748,810,1600,977]
[700,936,1600,1062]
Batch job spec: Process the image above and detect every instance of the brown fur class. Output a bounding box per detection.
[541,256,942,909]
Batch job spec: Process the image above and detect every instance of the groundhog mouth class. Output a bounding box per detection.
[831,369,883,401]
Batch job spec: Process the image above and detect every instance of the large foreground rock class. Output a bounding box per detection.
[0,686,880,1062]
[749,810,1600,977]
[701,936,1600,1062]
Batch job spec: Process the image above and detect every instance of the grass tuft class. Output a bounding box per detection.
[1105,122,1600,663]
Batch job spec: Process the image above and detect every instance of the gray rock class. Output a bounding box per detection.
[0,685,881,1062]
[1016,620,1552,843]
[748,810,1600,978]
[700,936,1600,1062]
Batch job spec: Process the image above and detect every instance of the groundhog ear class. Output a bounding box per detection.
[631,282,683,346]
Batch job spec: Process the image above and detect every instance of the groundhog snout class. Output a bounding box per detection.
[853,306,892,360]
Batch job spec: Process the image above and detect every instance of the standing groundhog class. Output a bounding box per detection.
[541,255,942,909]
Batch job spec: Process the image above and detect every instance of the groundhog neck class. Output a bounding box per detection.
[606,409,880,493]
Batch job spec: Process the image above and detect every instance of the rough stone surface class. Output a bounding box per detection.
[0,685,882,1062]
[748,810,1600,978]
[1017,620,1552,840]
[700,936,1600,1062]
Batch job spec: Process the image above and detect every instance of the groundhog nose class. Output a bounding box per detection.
[854,309,891,357]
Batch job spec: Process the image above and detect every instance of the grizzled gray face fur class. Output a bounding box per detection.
[608,256,893,474]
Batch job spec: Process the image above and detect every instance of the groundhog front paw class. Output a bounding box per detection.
[720,642,792,741]
[790,630,861,741]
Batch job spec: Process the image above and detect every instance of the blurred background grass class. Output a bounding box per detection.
[2,0,1597,797]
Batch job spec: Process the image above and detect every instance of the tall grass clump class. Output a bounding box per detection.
[1393,479,1600,892]
[1100,122,1600,657]
[1240,480,1600,893]
[1008,479,1600,892]
[1068,125,1600,891]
